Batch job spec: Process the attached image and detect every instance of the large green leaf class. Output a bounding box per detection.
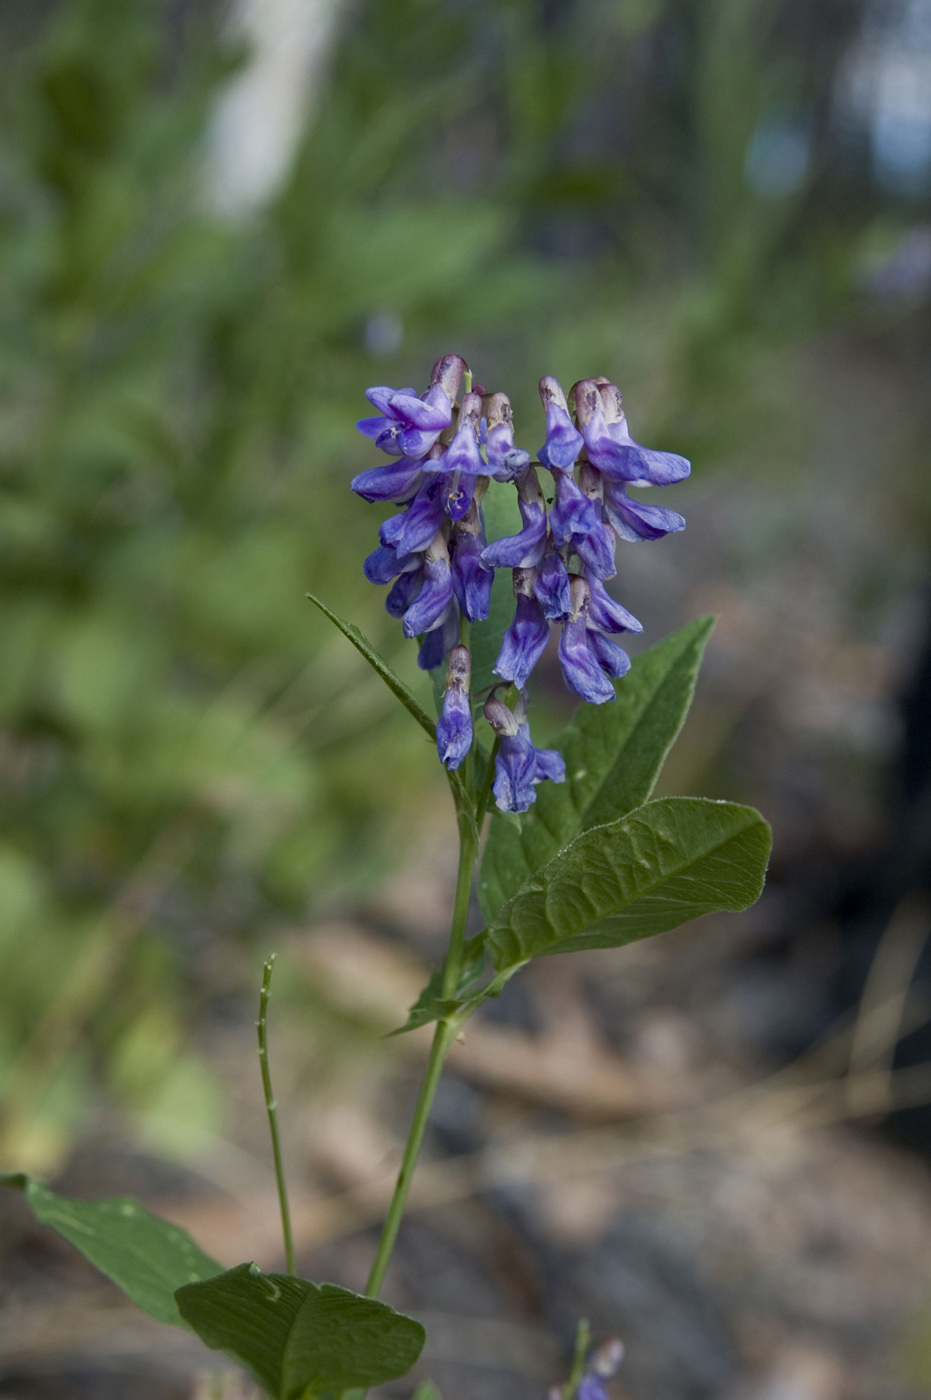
[1,1173,223,1328]
[306,591,436,739]
[175,1263,425,1399]
[485,797,771,971]
[479,617,715,920]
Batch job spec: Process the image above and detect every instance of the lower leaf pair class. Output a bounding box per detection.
[1,1174,424,1400]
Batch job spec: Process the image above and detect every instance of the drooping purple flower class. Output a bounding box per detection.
[576,1377,608,1400]
[356,354,465,458]
[350,457,424,503]
[588,627,631,679]
[538,376,583,471]
[402,533,454,639]
[417,604,460,670]
[550,470,600,551]
[425,391,484,521]
[481,467,547,569]
[586,576,642,634]
[450,499,492,622]
[484,392,531,481]
[573,378,690,486]
[483,692,566,813]
[379,476,446,556]
[534,535,571,620]
[494,568,550,690]
[602,479,686,542]
[570,463,617,580]
[557,575,618,704]
[385,565,424,618]
[363,542,417,585]
[436,645,473,771]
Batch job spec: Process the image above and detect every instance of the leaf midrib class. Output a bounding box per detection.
[491,800,760,946]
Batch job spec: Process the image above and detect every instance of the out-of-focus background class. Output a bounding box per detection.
[1,0,931,1396]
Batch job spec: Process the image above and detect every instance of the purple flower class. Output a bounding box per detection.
[379,477,446,556]
[417,605,460,670]
[534,536,571,621]
[576,1377,608,1400]
[385,566,424,618]
[426,391,484,521]
[436,645,473,770]
[356,354,465,458]
[572,463,617,581]
[586,576,642,634]
[588,628,631,679]
[494,569,550,690]
[558,575,623,704]
[402,533,454,638]
[484,392,531,481]
[483,692,566,813]
[538,376,583,471]
[363,543,417,585]
[602,480,686,542]
[550,471,600,550]
[350,457,424,503]
[481,467,547,569]
[573,378,690,486]
[450,500,492,622]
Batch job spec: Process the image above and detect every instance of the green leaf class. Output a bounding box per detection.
[479,617,715,920]
[387,938,486,1035]
[0,1173,222,1328]
[306,592,436,739]
[175,1263,425,1399]
[412,1384,443,1400]
[485,797,771,971]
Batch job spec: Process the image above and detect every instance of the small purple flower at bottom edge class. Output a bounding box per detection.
[576,1375,608,1400]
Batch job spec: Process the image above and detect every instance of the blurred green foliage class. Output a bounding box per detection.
[0,0,918,1170]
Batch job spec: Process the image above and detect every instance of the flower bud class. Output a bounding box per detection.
[483,693,520,739]
[590,1338,624,1377]
[429,353,468,402]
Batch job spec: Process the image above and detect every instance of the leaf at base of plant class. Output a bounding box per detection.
[1,1172,223,1327]
[175,1263,425,1399]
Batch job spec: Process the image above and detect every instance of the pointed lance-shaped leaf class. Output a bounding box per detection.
[306,591,436,739]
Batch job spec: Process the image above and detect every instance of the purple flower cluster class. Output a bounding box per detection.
[352,357,688,812]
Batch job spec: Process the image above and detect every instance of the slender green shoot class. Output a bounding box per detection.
[257,954,296,1276]
[563,1318,591,1400]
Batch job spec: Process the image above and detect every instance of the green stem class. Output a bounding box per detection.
[564,1318,591,1400]
[365,813,479,1297]
[364,1017,456,1299]
[475,735,500,828]
[257,955,297,1276]
[442,814,479,1000]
